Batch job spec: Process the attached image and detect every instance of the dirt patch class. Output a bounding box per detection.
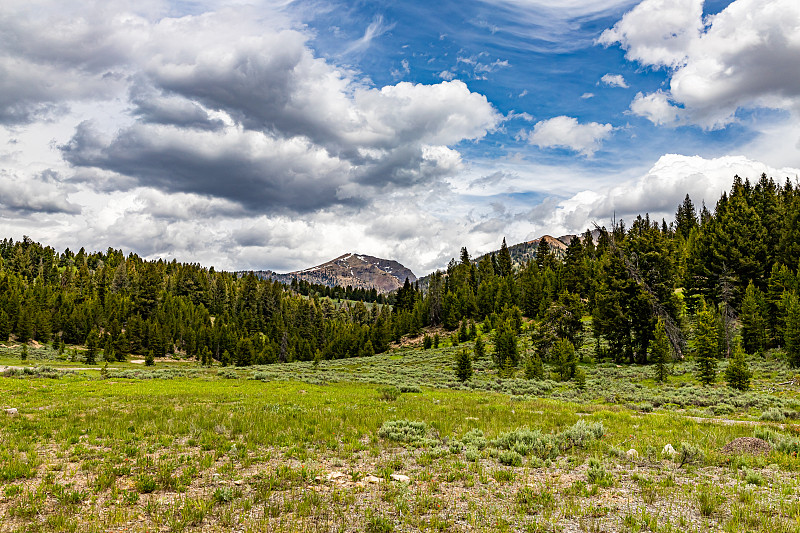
[721,437,772,456]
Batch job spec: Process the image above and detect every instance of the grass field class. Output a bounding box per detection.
[3,341,800,532]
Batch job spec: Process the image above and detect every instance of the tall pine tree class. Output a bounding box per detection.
[651,318,670,383]
[695,302,718,386]
[740,281,767,355]
[785,292,800,368]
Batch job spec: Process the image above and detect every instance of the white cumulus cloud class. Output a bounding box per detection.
[546,154,800,234]
[527,116,613,156]
[603,0,800,129]
[600,73,628,88]
[629,91,683,126]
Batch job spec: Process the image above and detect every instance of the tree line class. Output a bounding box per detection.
[0,174,798,373]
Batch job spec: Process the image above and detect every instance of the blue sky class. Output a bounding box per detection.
[298,0,751,167]
[0,0,798,274]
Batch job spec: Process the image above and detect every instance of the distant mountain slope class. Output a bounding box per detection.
[416,232,599,290]
[476,235,569,268]
[251,253,416,293]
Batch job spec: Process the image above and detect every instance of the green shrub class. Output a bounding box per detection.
[464,447,481,462]
[377,386,401,402]
[676,441,704,467]
[365,512,395,533]
[560,420,604,450]
[498,450,523,467]
[586,458,613,487]
[760,407,786,422]
[696,484,723,517]
[574,367,586,390]
[135,474,157,494]
[753,427,800,454]
[378,420,434,447]
[493,420,604,462]
[493,427,558,460]
[712,403,735,416]
[460,429,487,450]
[212,487,235,504]
[744,469,764,486]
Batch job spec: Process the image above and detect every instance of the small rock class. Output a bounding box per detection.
[233,479,242,485]
[364,475,382,484]
[5,408,18,416]
[390,473,410,483]
[626,448,639,459]
[326,472,346,481]
[662,444,677,456]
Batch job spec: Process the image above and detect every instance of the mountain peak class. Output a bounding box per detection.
[257,253,416,293]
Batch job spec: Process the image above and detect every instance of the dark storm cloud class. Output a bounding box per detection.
[130,89,225,131]
[2,3,499,217]
[60,121,365,214]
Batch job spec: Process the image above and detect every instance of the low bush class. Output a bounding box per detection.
[378,420,435,447]
[760,407,786,422]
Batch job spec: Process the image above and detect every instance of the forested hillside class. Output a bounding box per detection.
[1,174,799,371]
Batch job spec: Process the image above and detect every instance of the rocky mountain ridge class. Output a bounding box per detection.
[250,231,598,294]
[252,253,416,294]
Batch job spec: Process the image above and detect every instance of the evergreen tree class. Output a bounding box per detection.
[524,351,544,380]
[574,367,587,390]
[695,302,718,386]
[474,336,485,360]
[455,348,473,382]
[535,237,552,270]
[20,343,28,361]
[361,340,375,358]
[0,310,10,342]
[460,247,471,266]
[17,307,33,343]
[459,320,469,342]
[493,323,518,369]
[85,328,99,365]
[740,281,767,354]
[144,349,155,366]
[563,237,587,296]
[675,193,698,239]
[498,238,513,277]
[651,318,671,383]
[725,344,752,391]
[785,292,800,368]
[553,338,576,381]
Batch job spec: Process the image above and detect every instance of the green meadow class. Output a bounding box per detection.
[3,341,800,532]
